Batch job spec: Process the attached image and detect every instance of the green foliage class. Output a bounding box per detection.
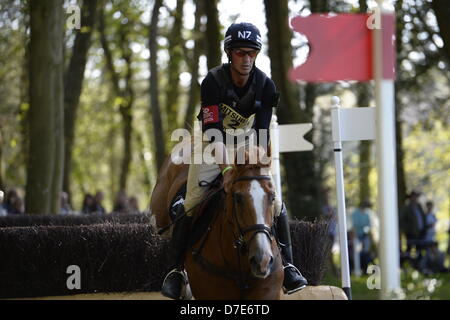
[0,0,448,219]
[403,120,450,240]
[399,265,443,300]
[0,1,28,189]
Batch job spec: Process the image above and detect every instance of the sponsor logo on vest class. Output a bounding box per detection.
[220,103,251,130]
[202,105,219,124]
[170,122,270,165]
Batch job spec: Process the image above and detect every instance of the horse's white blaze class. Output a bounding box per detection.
[250,180,265,224]
[249,180,272,254]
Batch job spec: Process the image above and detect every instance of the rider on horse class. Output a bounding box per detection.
[161,22,308,299]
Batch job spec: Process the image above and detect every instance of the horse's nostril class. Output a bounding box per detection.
[250,254,273,270]
[250,255,264,270]
[249,253,273,278]
[250,256,258,267]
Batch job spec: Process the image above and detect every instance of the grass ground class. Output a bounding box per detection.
[323,258,450,300]
[323,229,450,300]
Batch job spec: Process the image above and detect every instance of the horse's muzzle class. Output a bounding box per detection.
[248,235,274,279]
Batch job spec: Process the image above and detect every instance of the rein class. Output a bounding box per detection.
[157,180,224,235]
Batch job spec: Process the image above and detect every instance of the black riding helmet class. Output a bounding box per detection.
[224,22,262,51]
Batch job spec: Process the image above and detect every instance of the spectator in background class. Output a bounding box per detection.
[0,190,7,216]
[128,196,141,215]
[60,192,73,215]
[113,190,129,214]
[4,189,24,214]
[352,200,374,272]
[81,193,95,215]
[4,188,19,214]
[448,226,450,256]
[419,241,449,275]
[92,191,106,214]
[401,190,426,264]
[352,200,372,249]
[10,196,24,214]
[424,201,437,246]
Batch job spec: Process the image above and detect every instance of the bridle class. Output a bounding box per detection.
[191,173,279,294]
[230,175,274,255]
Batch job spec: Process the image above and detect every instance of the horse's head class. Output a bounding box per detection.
[225,145,276,279]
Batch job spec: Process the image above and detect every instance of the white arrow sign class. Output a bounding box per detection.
[270,115,314,209]
[273,123,313,153]
[331,106,375,142]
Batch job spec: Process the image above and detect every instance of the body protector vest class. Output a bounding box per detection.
[200,63,268,136]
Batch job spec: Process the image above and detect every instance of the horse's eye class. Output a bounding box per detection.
[268,193,275,203]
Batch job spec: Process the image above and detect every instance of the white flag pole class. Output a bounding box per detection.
[374,0,401,299]
[331,96,352,299]
[270,115,283,204]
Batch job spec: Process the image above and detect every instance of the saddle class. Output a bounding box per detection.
[168,174,225,247]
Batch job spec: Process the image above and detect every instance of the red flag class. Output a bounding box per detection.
[289,13,395,82]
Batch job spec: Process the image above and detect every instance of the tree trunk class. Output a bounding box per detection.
[203,0,221,69]
[118,22,135,192]
[98,7,120,93]
[19,3,30,184]
[301,0,329,216]
[63,0,98,202]
[119,105,133,191]
[165,0,185,133]
[264,0,320,219]
[431,0,450,63]
[0,129,4,190]
[149,0,166,171]
[310,0,329,12]
[135,131,152,191]
[358,140,372,205]
[302,83,320,215]
[99,6,135,191]
[359,0,368,12]
[395,84,407,212]
[357,99,372,204]
[51,63,65,214]
[395,0,407,212]
[26,0,64,215]
[357,2,372,206]
[107,124,119,208]
[184,0,203,129]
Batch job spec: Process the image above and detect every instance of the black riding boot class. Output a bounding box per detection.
[161,205,193,299]
[277,202,308,294]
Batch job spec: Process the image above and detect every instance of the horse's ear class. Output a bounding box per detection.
[235,145,244,164]
[266,141,272,158]
[257,143,271,167]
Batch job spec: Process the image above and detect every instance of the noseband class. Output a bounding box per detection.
[231,175,274,254]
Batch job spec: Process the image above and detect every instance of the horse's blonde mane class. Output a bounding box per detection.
[232,145,271,177]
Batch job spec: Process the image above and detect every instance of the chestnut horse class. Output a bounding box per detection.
[150,144,283,299]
